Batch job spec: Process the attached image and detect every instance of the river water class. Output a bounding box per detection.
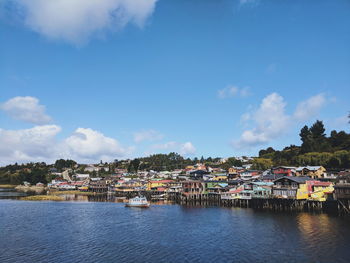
[0,194,350,262]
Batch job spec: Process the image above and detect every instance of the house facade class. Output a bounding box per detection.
[296,166,326,178]
[272,177,311,199]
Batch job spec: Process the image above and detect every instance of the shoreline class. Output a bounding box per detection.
[0,184,17,189]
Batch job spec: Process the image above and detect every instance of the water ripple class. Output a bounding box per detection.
[0,200,349,263]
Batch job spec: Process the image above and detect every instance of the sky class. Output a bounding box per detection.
[0,0,350,165]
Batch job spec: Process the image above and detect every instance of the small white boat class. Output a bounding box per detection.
[125,196,150,208]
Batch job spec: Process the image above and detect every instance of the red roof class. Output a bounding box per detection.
[229,188,243,194]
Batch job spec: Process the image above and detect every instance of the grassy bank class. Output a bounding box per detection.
[20,195,65,201]
[48,190,97,196]
[0,184,17,188]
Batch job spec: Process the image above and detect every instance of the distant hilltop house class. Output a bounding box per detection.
[295,166,326,179]
[74,174,90,180]
[84,165,109,173]
[228,166,245,176]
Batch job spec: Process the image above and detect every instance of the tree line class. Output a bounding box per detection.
[257,120,350,169]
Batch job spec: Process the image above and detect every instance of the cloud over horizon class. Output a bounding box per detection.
[233,93,329,149]
[150,141,196,156]
[6,0,158,44]
[0,125,134,165]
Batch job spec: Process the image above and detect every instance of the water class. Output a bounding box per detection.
[0,199,349,263]
[0,188,27,199]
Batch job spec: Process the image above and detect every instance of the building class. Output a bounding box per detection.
[212,174,228,181]
[334,175,350,200]
[228,167,245,175]
[272,176,311,199]
[189,170,210,180]
[204,181,228,193]
[89,180,108,193]
[244,182,273,199]
[147,180,173,191]
[272,166,296,177]
[182,181,204,195]
[307,181,334,201]
[240,170,260,180]
[296,166,326,179]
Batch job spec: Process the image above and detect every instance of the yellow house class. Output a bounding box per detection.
[296,166,326,178]
[308,182,334,201]
[296,183,309,200]
[146,180,173,191]
[212,175,228,181]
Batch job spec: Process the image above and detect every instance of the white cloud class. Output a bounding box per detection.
[234,93,290,148]
[234,93,329,149]
[180,142,196,155]
[218,85,252,99]
[151,141,196,156]
[133,129,163,143]
[293,93,327,121]
[64,128,133,162]
[9,0,158,44]
[0,125,133,165]
[0,125,61,165]
[1,96,52,124]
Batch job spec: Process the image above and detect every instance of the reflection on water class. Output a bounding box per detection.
[297,213,347,258]
[0,188,27,199]
[60,194,175,205]
[0,200,349,263]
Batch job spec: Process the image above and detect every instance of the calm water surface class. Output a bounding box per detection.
[0,199,349,263]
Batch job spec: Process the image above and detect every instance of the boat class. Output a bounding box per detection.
[125,196,150,208]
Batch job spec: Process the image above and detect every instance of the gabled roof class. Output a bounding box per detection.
[296,166,323,171]
[274,176,312,184]
[273,166,297,170]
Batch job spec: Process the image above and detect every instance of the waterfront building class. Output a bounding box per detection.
[203,181,228,194]
[244,182,273,199]
[146,180,174,191]
[182,181,204,195]
[272,176,311,199]
[89,180,108,193]
[307,181,334,201]
[334,175,350,200]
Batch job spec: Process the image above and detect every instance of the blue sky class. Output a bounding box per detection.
[0,0,349,164]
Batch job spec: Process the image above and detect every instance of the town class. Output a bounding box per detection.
[12,157,350,215]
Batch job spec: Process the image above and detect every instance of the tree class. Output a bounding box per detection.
[252,158,273,170]
[54,159,77,171]
[310,120,330,152]
[300,125,312,153]
[259,147,275,157]
[128,159,141,173]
